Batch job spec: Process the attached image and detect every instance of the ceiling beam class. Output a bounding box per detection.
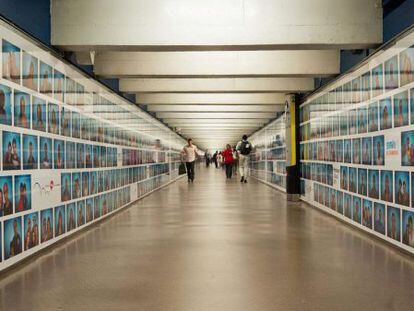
[147,105,283,112]
[156,112,276,119]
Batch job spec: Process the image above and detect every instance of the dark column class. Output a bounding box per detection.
[285,94,300,201]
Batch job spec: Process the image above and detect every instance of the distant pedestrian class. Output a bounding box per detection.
[212,151,218,168]
[236,135,253,183]
[222,144,234,179]
[232,147,238,176]
[181,138,199,182]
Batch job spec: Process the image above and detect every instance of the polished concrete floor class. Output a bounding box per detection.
[1,166,414,311]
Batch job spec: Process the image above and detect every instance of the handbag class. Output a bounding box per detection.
[178,162,187,175]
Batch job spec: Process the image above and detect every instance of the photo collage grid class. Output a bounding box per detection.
[299,40,414,251]
[0,33,184,267]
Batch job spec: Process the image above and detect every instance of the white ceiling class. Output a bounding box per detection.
[51,0,383,150]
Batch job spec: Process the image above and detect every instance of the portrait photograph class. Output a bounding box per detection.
[395,171,410,206]
[24,212,39,250]
[39,137,52,169]
[66,141,75,169]
[54,205,66,237]
[401,130,414,166]
[387,206,401,241]
[40,208,53,243]
[76,143,85,169]
[352,196,362,224]
[94,195,101,219]
[402,210,414,247]
[381,170,394,203]
[357,107,367,133]
[0,176,13,216]
[2,39,21,84]
[77,200,86,227]
[362,199,372,229]
[373,135,385,165]
[4,216,22,259]
[90,171,97,195]
[14,174,31,213]
[61,173,71,202]
[72,112,80,139]
[85,144,92,168]
[374,202,386,234]
[81,116,90,140]
[380,98,392,130]
[3,131,21,170]
[340,114,348,136]
[358,168,367,196]
[93,145,100,168]
[411,88,414,125]
[372,64,384,98]
[23,134,38,170]
[39,61,53,96]
[53,69,65,103]
[368,101,378,132]
[368,170,380,199]
[48,103,60,134]
[361,137,372,165]
[100,146,107,167]
[14,91,30,128]
[65,78,76,106]
[330,188,337,211]
[400,45,414,86]
[0,83,12,125]
[61,107,71,137]
[98,171,104,193]
[82,172,90,197]
[352,76,361,104]
[85,198,94,223]
[349,109,357,135]
[32,96,46,132]
[352,138,361,164]
[337,191,344,214]
[343,81,352,105]
[385,55,399,91]
[344,139,352,163]
[66,202,76,232]
[22,52,38,91]
[349,167,357,193]
[393,90,409,128]
[54,139,65,169]
[362,71,371,102]
[72,173,81,200]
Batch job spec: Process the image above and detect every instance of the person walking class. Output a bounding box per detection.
[222,144,234,179]
[212,151,218,168]
[236,135,253,183]
[205,150,211,167]
[181,138,199,182]
[232,147,238,176]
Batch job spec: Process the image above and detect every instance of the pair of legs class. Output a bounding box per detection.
[186,161,195,182]
[238,155,248,183]
[225,163,233,179]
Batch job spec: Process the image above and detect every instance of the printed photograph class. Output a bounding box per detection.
[90,171,97,195]
[72,112,80,139]
[94,195,101,219]
[380,98,392,130]
[349,167,357,193]
[399,45,414,86]
[358,107,367,133]
[66,141,76,169]
[77,200,86,227]
[374,202,386,234]
[337,191,344,215]
[385,55,399,90]
[393,90,409,128]
[39,61,53,95]
[22,52,38,91]
[349,109,357,135]
[411,88,414,124]
[24,212,39,250]
[361,71,371,102]
[352,138,361,164]
[14,91,30,128]
[358,168,367,196]
[93,145,100,168]
[395,171,410,206]
[336,140,343,162]
[77,143,85,169]
[372,64,384,98]
[362,199,372,229]
[381,170,393,203]
[61,173,71,202]
[66,202,76,232]
[352,76,361,104]
[340,114,348,136]
[368,170,380,199]
[54,139,65,169]
[72,173,81,199]
[0,176,13,216]
[40,208,53,243]
[39,137,52,169]
[53,69,65,102]
[387,206,401,241]
[61,107,71,137]
[368,101,378,132]
[0,84,12,125]
[14,174,31,213]
[3,131,21,170]
[373,135,385,165]
[4,216,22,259]
[86,198,94,223]
[48,103,60,134]
[344,139,352,163]
[361,137,372,165]
[23,134,38,170]
[2,40,21,84]
[402,210,414,247]
[54,205,66,237]
[401,130,414,166]
[85,144,92,168]
[352,196,362,224]
[32,97,46,132]
[82,172,90,197]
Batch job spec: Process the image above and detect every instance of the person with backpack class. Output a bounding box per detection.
[222,144,234,179]
[236,135,253,183]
